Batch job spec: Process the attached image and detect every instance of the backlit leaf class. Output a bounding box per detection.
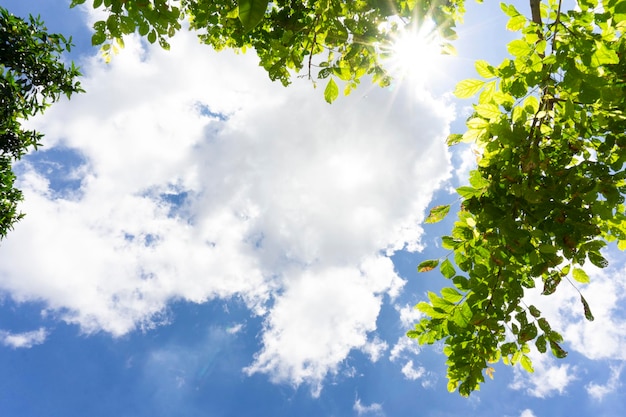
[572,267,590,284]
[425,205,451,224]
[520,355,534,373]
[324,78,339,103]
[238,0,269,32]
[475,60,496,78]
[454,79,485,98]
[440,259,456,279]
[507,39,532,57]
[418,259,439,273]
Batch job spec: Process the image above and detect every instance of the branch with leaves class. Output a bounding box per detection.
[70,0,466,102]
[413,0,626,396]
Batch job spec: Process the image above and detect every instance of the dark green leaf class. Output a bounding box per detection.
[549,340,568,359]
[580,294,595,321]
[238,0,269,32]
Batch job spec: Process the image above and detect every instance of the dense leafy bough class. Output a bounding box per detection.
[413,0,626,396]
[0,7,83,238]
[70,0,466,102]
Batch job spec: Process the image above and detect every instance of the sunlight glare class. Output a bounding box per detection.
[386,21,447,86]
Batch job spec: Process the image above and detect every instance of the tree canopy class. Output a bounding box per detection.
[18,0,626,396]
[0,6,83,238]
[70,0,465,102]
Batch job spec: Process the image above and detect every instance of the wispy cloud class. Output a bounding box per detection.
[354,397,384,416]
[0,327,48,349]
[586,364,624,401]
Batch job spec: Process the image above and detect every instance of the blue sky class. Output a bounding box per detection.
[0,1,625,416]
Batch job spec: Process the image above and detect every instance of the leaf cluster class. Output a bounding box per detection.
[0,7,83,238]
[71,0,467,101]
[415,0,626,395]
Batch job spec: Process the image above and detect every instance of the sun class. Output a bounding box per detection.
[384,20,449,86]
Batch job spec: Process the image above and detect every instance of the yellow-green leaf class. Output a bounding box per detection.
[507,39,532,57]
[454,79,485,98]
[475,60,496,78]
[572,267,590,284]
[474,103,501,119]
[324,78,339,103]
[520,355,534,373]
[425,205,451,224]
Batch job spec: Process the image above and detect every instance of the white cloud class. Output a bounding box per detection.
[389,335,421,362]
[0,327,48,349]
[519,409,537,417]
[353,398,384,416]
[523,259,626,361]
[509,350,576,397]
[360,336,389,363]
[0,28,453,391]
[395,303,423,329]
[400,360,425,381]
[586,364,624,401]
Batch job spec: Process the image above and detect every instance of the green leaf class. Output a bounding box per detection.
[454,79,485,98]
[425,205,451,224]
[549,340,568,359]
[474,103,500,119]
[535,335,547,353]
[475,60,496,78]
[520,355,534,373]
[440,259,456,279]
[507,39,532,57]
[457,186,480,199]
[238,0,269,32]
[91,31,106,45]
[441,286,463,303]
[418,259,440,273]
[591,41,619,66]
[506,14,527,31]
[451,302,472,327]
[324,78,339,104]
[580,294,595,321]
[527,306,540,319]
[446,133,464,146]
[588,251,608,268]
[93,0,103,8]
[572,267,590,284]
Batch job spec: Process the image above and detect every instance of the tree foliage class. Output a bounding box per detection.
[70,0,465,102]
[71,0,625,396]
[0,6,83,238]
[414,0,626,396]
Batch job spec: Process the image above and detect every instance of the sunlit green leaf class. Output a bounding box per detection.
[507,39,532,57]
[520,355,534,373]
[454,79,485,98]
[475,60,496,78]
[442,286,463,303]
[425,205,451,224]
[324,78,339,104]
[572,267,590,284]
